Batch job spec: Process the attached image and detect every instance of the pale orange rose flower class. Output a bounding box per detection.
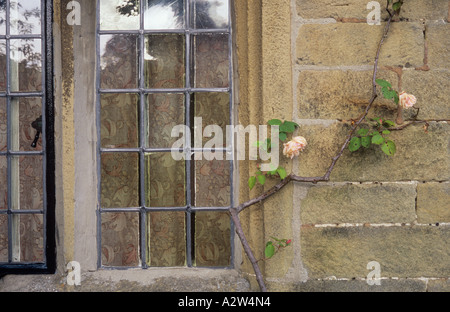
[283,136,307,159]
[399,91,417,109]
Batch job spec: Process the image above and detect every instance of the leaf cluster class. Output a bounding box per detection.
[248,120,298,190]
[376,79,399,105]
[349,118,397,156]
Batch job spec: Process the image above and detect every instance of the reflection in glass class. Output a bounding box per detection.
[0,214,6,262]
[10,0,41,35]
[194,92,230,147]
[192,0,229,29]
[147,211,186,267]
[195,156,231,207]
[0,157,6,210]
[0,4,5,35]
[101,94,139,149]
[145,34,185,89]
[146,93,185,148]
[144,0,185,30]
[0,40,5,92]
[8,156,43,213]
[101,153,139,209]
[9,97,42,152]
[0,97,6,151]
[145,153,186,207]
[10,39,42,92]
[12,156,44,211]
[195,211,231,267]
[100,0,139,30]
[100,35,138,90]
[194,34,229,88]
[11,214,44,263]
[101,212,140,267]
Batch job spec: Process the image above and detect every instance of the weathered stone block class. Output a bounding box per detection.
[427,279,450,292]
[296,0,449,21]
[401,70,450,120]
[297,70,398,120]
[300,182,416,224]
[426,23,450,69]
[417,182,450,224]
[400,0,449,21]
[296,23,424,67]
[269,278,427,292]
[295,122,449,182]
[296,0,389,20]
[300,226,450,279]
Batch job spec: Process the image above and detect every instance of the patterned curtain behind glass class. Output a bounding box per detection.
[98,0,232,268]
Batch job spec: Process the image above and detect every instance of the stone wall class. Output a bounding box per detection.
[235,0,449,291]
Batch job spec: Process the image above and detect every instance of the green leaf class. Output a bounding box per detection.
[361,136,371,148]
[280,121,297,133]
[357,128,370,136]
[376,79,392,88]
[383,120,396,128]
[268,119,282,126]
[394,93,399,105]
[382,88,397,100]
[371,133,385,145]
[257,174,266,186]
[382,130,391,135]
[393,1,402,11]
[279,132,287,142]
[248,176,256,190]
[349,137,362,152]
[265,242,275,259]
[381,140,397,156]
[277,167,287,180]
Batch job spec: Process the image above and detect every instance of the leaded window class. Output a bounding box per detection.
[97,0,234,268]
[0,0,55,274]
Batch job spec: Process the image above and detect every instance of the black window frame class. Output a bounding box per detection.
[0,0,55,276]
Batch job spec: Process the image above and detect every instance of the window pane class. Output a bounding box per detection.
[100,0,140,30]
[10,39,42,92]
[144,0,185,30]
[195,157,231,207]
[146,93,185,148]
[145,153,185,207]
[195,211,230,267]
[0,157,6,210]
[0,4,5,35]
[101,93,139,149]
[100,35,138,90]
[194,92,230,148]
[0,214,7,262]
[10,155,44,211]
[147,211,186,267]
[10,0,41,35]
[192,0,229,29]
[9,97,42,152]
[101,153,139,209]
[193,34,229,88]
[0,97,5,151]
[11,214,44,263]
[145,34,185,89]
[101,212,140,267]
[0,40,5,92]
